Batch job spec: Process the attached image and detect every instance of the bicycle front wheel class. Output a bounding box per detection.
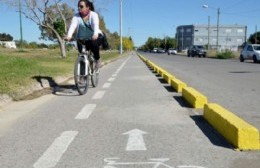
[74,56,89,95]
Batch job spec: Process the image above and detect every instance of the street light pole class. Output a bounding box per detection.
[19,0,23,49]
[120,0,123,54]
[203,5,220,51]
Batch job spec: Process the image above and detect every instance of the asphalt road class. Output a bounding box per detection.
[141,52,260,130]
[0,52,259,168]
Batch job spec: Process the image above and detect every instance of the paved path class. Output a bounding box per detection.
[0,52,259,168]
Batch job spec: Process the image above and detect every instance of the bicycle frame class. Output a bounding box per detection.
[77,46,90,76]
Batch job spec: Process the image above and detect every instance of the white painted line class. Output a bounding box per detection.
[33,131,78,168]
[108,77,115,82]
[112,74,117,77]
[103,82,112,89]
[114,57,131,74]
[92,91,106,99]
[75,104,96,120]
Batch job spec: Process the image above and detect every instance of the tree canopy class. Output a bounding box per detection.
[248,32,260,44]
[140,37,176,51]
[0,33,13,41]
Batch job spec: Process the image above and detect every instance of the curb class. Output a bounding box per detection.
[137,53,260,150]
[182,87,208,109]
[204,103,260,150]
[170,78,187,93]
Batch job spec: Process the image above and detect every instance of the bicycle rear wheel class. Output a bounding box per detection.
[74,56,89,95]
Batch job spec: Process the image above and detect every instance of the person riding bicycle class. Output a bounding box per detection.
[65,0,103,68]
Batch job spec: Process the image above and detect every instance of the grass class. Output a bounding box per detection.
[207,49,240,58]
[0,48,121,99]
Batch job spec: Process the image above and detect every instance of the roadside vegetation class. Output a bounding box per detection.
[0,47,120,99]
[206,49,239,59]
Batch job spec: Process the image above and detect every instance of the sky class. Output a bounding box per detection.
[0,0,260,47]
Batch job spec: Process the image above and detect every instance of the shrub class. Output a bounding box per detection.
[216,51,235,59]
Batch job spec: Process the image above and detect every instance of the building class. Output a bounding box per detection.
[0,41,17,49]
[176,24,247,51]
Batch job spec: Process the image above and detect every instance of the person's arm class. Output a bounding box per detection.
[91,12,100,40]
[65,15,78,40]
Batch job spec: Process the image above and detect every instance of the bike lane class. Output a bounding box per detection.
[1,52,258,168]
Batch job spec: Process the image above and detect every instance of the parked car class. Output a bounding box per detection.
[240,44,260,63]
[157,48,165,53]
[167,48,177,55]
[187,45,207,57]
[152,48,158,53]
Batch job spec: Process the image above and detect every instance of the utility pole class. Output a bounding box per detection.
[120,0,123,54]
[182,26,184,51]
[164,34,166,50]
[176,27,178,50]
[217,8,220,51]
[208,16,210,50]
[19,0,23,49]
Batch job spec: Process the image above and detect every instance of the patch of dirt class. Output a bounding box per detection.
[0,75,73,107]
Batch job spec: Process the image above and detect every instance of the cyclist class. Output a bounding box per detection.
[65,0,103,69]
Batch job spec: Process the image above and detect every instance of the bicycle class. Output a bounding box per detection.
[74,39,99,95]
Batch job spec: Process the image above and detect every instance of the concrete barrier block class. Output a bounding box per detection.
[204,103,260,150]
[162,72,175,84]
[158,68,165,77]
[153,65,157,72]
[182,87,207,108]
[170,78,187,93]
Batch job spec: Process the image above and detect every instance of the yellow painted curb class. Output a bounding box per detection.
[158,68,165,77]
[162,72,175,84]
[204,103,260,150]
[182,87,208,108]
[170,78,187,93]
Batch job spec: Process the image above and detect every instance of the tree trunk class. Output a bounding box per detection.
[57,36,66,58]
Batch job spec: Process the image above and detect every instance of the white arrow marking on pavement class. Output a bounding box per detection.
[123,129,147,151]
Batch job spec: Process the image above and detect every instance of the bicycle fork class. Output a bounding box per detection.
[78,55,89,76]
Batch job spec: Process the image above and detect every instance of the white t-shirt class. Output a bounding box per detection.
[67,11,102,39]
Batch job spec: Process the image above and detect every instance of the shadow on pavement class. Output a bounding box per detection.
[164,85,175,92]
[173,95,192,108]
[190,115,233,149]
[32,76,79,96]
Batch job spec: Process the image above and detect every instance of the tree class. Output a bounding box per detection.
[1,0,74,58]
[248,32,260,44]
[0,33,14,41]
[141,37,176,51]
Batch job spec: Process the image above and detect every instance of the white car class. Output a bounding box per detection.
[152,48,158,53]
[240,44,260,63]
[167,48,177,55]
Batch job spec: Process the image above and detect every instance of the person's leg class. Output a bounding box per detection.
[77,41,83,53]
[90,39,100,60]
[89,38,103,68]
